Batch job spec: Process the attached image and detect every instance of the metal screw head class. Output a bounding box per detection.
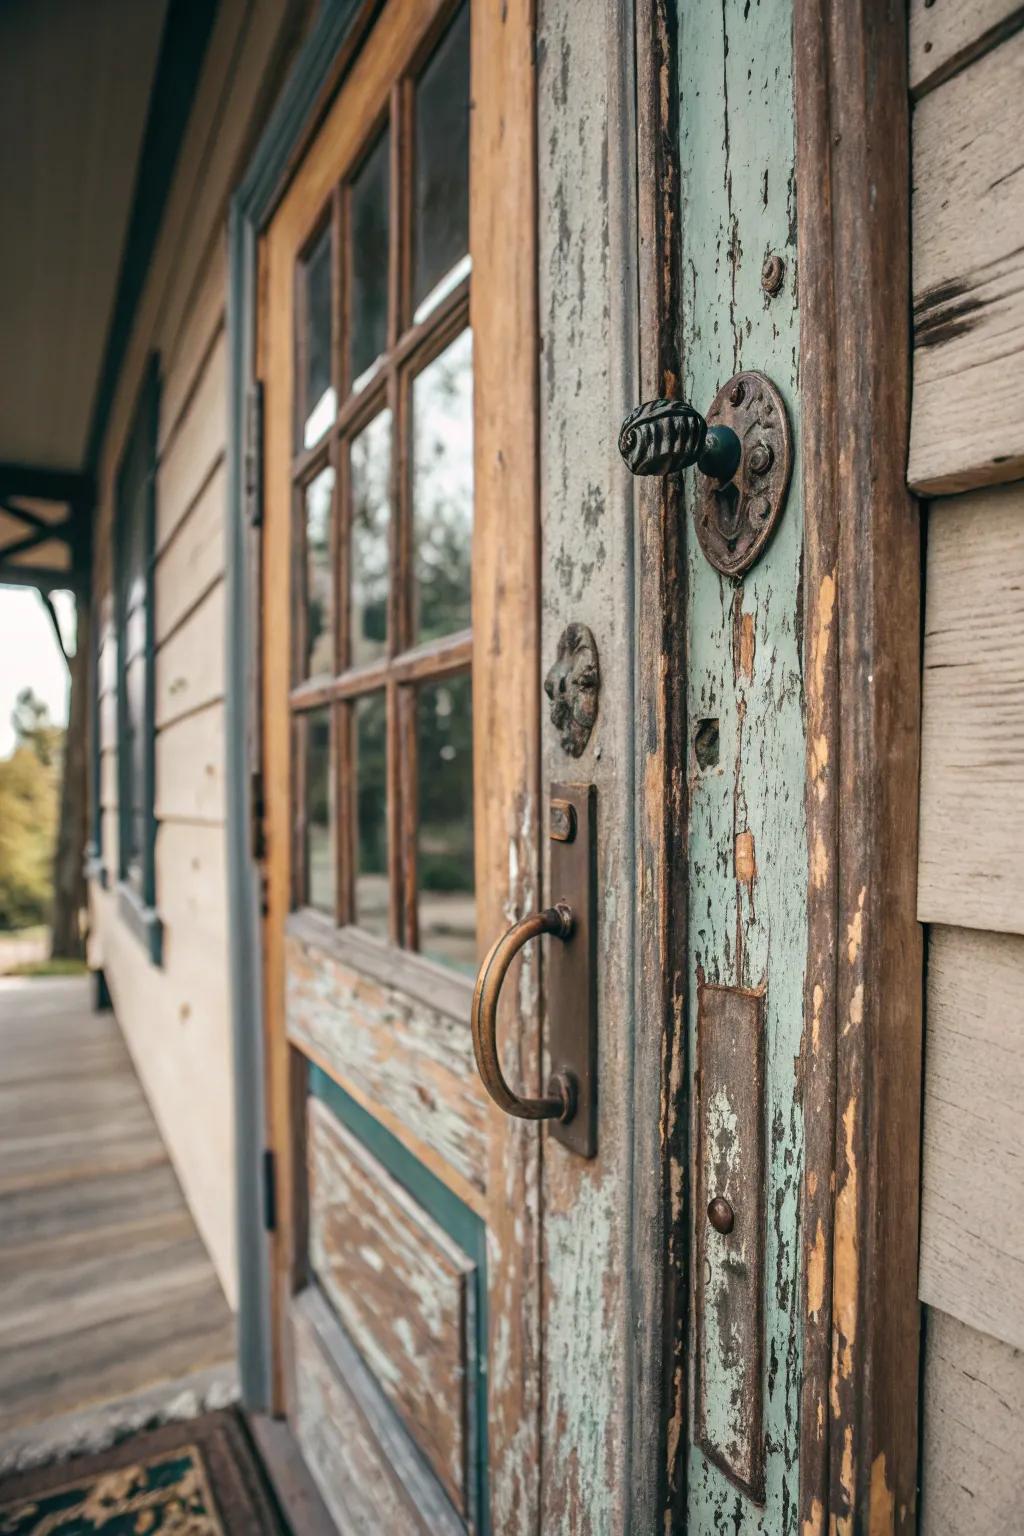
[707,1196,735,1234]
[749,441,774,476]
[728,381,745,407]
[761,253,785,296]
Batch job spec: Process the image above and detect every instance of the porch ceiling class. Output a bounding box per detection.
[0,0,169,475]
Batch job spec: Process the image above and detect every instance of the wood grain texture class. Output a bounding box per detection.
[290,1287,463,1536]
[307,1098,475,1514]
[0,978,235,1436]
[918,486,1024,933]
[154,701,225,825]
[919,926,1024,1348]
[285,926,487,1196]
[155,578,226,729]
[919,1307,1024,1535]
[631,4,687,1527]
[909,0,1024,96]
[793,2,922,1530]
[907,29,1024,494]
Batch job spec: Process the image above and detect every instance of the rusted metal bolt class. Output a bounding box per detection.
[707,1196,735,1234]
[749,441,774,476]
[761,253,785,297]
[728,380,745,407]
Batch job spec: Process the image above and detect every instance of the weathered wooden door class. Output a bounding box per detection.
[258,2,544,1531]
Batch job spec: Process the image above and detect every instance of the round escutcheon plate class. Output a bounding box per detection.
[693,370,792,579]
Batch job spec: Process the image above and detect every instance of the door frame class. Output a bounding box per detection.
[630,1,923,1530]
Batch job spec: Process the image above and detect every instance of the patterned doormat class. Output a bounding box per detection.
[0,1413,284,1536]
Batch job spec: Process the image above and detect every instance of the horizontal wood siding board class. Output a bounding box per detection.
[307,1098,474,1514]
[155,457,227,645]
[154,701,226,824]
[919,925,1024,1348]
[159,237,228,457]
[156,330,228,553]
[155,578,226,729]
[284,928,488,1195]
[909,0,1024,97]
[917,485,1024,931]
[290,1288,464,1536]
[908,30,1024,493]
[919,1307,1024,1534]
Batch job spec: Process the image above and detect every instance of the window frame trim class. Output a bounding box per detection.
[114,351,163,966]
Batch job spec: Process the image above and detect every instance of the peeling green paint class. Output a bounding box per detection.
[678,1,806,1530]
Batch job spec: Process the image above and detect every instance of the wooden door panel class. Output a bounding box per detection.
[307,1096,478,1512]
[291,1288,466,1536]
[260,3,539,1528]
[285,924,488,1201]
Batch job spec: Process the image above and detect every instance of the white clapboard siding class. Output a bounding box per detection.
[919,926,1024,1348]
[155,702,225,826]
[907,30,1024,493]
[909,0,1024,96]
[159,238,227,457]
[156,330,227,554]
[155,579,226,730]
[917,485,1024,933]
[155,457,226,645]
[154,820,228,942]
[919,1307,1024,1535]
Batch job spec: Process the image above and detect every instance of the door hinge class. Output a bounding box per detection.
[244,380,264,528]
[250,766,266,862]
[261,1148,277,1232]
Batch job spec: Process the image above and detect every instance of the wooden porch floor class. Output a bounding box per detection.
[0,977,236,1462]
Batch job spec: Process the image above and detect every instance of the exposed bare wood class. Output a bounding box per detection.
[919,925,1024,1349]
[909,0,1024,96]
[284,925,488,1195]
[918,484,1024,934]
[907,30,1024,494]
[307,1098,475,1513]
[919,1307,1024,1535]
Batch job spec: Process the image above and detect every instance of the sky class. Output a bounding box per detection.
[0,586,74,758]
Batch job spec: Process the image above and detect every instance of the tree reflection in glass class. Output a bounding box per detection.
[412,329,473,644]
[349,410,391,666]
[354,692,388,938]
[305,707,334,914]
[304,466,335,677]
[416,674,474,972]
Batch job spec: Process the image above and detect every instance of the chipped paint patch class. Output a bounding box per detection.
[807,1218,826,1317]
[846,889,865,965]
[802,1496,824,1536]
[735,829,757,885]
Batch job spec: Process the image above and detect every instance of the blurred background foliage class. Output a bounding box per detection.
[0,688,62,931]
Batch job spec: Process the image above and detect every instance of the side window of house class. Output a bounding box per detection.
[290,1,474,975]
[115,355,162,962]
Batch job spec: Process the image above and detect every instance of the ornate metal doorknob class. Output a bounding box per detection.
[618,397,741,481]
[617,371,793,578]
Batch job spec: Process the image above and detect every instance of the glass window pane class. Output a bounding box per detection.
[301,224,336,448]
[350,410,391,666]
[412,329,473,644]
[354,692,388,938]
[304,466,335,678]
[413,2,470,321]
[349,128,390,390]
[416,674,474,973]
[304,708,335,914]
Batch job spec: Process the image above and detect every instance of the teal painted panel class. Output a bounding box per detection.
[676,2,805,1530]
[307,1064,490,1533]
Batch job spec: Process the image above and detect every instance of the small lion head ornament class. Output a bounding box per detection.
[544,623,600,758]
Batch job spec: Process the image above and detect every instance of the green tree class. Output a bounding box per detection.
[0,690,61,930]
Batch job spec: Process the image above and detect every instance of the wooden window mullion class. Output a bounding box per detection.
[336,700,354,927]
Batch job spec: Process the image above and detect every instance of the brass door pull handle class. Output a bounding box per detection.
[471,903,577,1124]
